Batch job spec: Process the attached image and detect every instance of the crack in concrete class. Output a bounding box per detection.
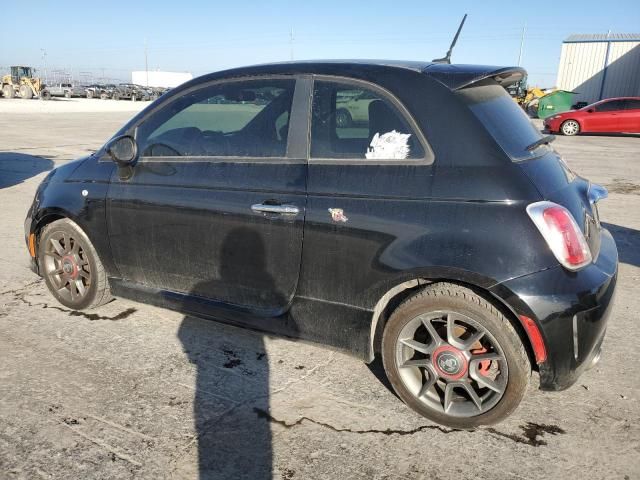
[2,280,136,321]
[167,352,338,476]
[0,279,42,296]
[253,407,459,435]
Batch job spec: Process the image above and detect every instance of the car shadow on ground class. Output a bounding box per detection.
[366,357,396,397]
[0,152,54,189]
[603,222,640,268]
[577,132,640,138]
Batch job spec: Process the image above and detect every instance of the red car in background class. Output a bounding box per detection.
[544,97,640,136]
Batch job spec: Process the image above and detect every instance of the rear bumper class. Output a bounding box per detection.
[490,227,618,391]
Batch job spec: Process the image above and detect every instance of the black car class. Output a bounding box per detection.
[24,60,617,428]
[112,83,152,101]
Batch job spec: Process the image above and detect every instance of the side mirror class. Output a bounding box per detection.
[587,108,595,113]
[106,135,138,166]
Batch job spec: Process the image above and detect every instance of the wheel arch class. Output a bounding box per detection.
[32,208,93,255]
[367,275,537,372]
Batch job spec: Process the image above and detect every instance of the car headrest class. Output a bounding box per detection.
[368,100,404,140]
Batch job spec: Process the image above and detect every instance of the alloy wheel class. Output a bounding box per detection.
[42,231,92,303]
[561,120,579,136]
[395,310,508,418]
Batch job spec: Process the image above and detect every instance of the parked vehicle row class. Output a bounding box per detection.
[1,73,170,101]
[82,83,169,101]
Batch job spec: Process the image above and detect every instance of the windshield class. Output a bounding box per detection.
[457,82,549,161]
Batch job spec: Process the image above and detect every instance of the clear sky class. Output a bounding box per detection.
[2,0,639,86]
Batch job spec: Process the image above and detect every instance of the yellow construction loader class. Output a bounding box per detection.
[1,66,49,99]
[506,78,557,117]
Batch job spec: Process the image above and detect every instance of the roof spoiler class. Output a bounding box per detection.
[422,64,527,90]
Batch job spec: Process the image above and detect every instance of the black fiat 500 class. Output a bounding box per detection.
[24,60,617,428]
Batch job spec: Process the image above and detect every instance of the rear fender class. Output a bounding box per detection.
[365,266,531,363]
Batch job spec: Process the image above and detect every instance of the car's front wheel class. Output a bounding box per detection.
[561,119,580,136]
[382,283,530,428]
[38,219,112,310]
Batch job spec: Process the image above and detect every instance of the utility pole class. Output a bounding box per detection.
[40,49,48,83]
[289,28,294,61]
[517,22,526,66]
[144,37,149,87]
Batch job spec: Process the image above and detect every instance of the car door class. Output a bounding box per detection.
[106,76,310,315]
[298,76,435,313]
[619,99,640,133]
[584,100,623,132]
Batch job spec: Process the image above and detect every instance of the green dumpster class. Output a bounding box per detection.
[537,90,576,119]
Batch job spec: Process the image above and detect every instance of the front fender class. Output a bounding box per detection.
[27,162,117,277]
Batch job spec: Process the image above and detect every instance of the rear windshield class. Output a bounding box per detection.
[457,83,548,161]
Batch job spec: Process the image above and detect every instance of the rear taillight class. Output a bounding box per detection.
[527,201,592,271]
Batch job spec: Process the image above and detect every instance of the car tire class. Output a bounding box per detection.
[86,90,94,99]
[64,91,72,98]
[381,283,530,428]
[335,108,352,128]
[100,93,108,100]
[3,85,15,98]
[38,218,112,310]
[561,119,580,136]
[112,92,120,100]
[19,85,33,99]
[40,90,51,100]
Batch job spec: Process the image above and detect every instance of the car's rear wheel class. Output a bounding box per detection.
[382,283,530,428]
[39,219,112,310]
[561,119,580,136]
[64,91,72,98]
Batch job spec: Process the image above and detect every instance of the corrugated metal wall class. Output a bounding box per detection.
[556,41,640,103]
[603,42,640,98]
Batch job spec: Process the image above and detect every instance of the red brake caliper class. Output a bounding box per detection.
[471,346,492,376]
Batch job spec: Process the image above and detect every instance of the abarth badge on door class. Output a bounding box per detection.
[328,208,348,223]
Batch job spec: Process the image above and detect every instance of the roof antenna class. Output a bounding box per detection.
[432,14,467,64]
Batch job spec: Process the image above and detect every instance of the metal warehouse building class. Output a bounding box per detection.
[556,33,640,104]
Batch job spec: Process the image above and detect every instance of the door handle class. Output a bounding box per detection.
[251,203,299,215]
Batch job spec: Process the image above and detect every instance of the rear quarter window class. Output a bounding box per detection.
[457,83,547,161]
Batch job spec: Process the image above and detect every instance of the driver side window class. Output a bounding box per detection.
[595,100,623,112]
[137,78,296,158]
